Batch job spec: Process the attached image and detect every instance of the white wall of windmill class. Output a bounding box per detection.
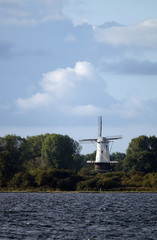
[95,141,110,163]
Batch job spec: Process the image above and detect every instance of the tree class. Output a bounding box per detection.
[23,157,50,176]
[110,152,126,171]
[110,152,126,162]
[23,134,52,174]
[84,151,96,163]
[72,154,87,172]
[26,134,47,160]
[0,135,26,186]
[123,135,157,173]
[41,134,81,170]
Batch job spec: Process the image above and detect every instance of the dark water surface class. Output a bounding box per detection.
[0,192,157,239]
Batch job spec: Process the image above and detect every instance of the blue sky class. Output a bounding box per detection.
[0,0,157,154]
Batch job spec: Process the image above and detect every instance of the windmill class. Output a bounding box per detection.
[79,116,122,172]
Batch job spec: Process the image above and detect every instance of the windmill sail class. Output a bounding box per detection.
[79,138,97,142]
[98,116,102,137]
[105,135,122,141]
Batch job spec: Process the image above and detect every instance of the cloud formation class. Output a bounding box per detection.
[16,61,103,116]
[16,60,156,128]
[1,0,157,154]
[101,59,157,75]
[17,93,51,110]
[0,0,64,25]
[94,19,157,49]
[40,61,96,98]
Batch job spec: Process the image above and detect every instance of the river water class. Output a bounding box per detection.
[0,192,157,239]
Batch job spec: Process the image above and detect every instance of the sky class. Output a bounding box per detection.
[0,0,157,154]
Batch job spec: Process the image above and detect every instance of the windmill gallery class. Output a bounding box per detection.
[80,116,122,173]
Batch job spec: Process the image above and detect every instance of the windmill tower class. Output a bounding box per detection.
[80,116,122,172]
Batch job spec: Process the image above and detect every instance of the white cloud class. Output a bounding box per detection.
[16,93,51,110]
[41,68,75,96]
[40,61,96,98]
[0,0,64,25]
[16,61,99,113]
[74,61,95,77]
[72,104,102,116]
[94,19,157,49]
[16,61,157,124]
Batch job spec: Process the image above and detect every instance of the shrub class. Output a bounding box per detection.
[9,172,36,188]
[77,178,98,191]
[142,173,157,188]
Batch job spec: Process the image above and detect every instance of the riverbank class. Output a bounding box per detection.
[0,187,157,193]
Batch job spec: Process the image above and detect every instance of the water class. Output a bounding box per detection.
[0,192,157,240]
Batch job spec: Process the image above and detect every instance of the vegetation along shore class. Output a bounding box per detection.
[0,134,157,192]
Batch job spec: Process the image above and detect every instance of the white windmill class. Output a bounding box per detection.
[80,116,122,172]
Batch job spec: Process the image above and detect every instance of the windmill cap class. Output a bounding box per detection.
[97,137,108,143]
[97,136,122,143]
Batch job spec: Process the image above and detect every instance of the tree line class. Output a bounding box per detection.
[0,134,85,187]
[0,134,157,191]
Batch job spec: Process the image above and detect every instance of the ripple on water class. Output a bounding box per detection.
[0,192,157,239]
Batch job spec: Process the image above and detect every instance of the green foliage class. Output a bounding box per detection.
[0,135,26,186]
[41,134,81,170]
[72,154,87,172]
[122,172,143,187]
[76,171,157,191]
[123,135,157,173]
[77,178,98,191]
[0,133,82,187]
[97,177,119,189]
[110,152,126,171]
[0,133,157,191]
[35,168,83,191]
[110,152,126,162]
[26,134,47,160]
[142,173,157,188]
[23,157,50,176]
[78,168,91,177]
[83,151,96,162]
[77,172,124,191]
[9,172,36,188]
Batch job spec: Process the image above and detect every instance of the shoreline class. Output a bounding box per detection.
[0,189,157,193]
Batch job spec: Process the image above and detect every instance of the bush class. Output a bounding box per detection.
[142,173,157,188]
[122,172,143,187]
[9,172,36,188]
[97,177,121,190]
[35,168,82,191]
[77,178,98,191]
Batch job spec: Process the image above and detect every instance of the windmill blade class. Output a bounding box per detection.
[98,116,102,137]
[79,138,97,143]
[106,135,122,141]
